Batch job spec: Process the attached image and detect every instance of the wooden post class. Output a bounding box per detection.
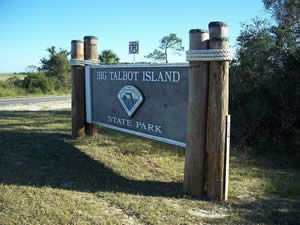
[84,36,98,136]
[71,40,86,138]
[184,29,209,197]
[206,22,230,201]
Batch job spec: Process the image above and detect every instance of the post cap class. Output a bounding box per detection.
[189,29,208,33]
[84,36,98,40]
[71,40,83,43]
[209,21,227,28]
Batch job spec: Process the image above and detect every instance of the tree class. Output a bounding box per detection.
[98,50,120,65]
[145,33,184,63]
[229,5,299,154]
[263,0,298,27]
[40,46,71,89]
[263,0,299,51]
[25,65,38,73]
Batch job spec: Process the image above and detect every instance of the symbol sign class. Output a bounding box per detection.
[118,85,143,117]
[129,41,139,54]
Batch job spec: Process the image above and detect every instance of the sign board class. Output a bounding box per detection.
[129,41,139,54]
[85,64,189,147]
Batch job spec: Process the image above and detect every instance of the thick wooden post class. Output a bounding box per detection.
[206,22,230,201]
[71,40,86,138]
[184,29,209,197]
[84,36,98,136]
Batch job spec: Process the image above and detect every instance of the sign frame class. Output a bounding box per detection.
[85,63,189,147]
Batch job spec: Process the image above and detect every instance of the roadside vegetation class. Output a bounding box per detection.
[0,46,71,98]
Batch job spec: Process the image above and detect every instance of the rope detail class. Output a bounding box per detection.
[186,49,232,62]
[69,59,100,66]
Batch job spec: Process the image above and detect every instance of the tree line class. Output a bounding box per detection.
[230,0,299,156]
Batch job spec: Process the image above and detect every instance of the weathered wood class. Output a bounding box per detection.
[184,29,209,197]
[84,36,98,60]
[71,40,86,138]
[84,36,98,136]
[206,22,230,201]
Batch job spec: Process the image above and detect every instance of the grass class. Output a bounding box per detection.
[0,110,299,224]
[0,88,70,99]
[0,73,26,81]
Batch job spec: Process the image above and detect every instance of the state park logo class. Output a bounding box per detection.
[117,85,143,117]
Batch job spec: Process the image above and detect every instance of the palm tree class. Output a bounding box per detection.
[98,50,120,65]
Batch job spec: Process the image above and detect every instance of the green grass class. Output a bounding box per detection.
[0,110,299,224]
[0,87,70,98]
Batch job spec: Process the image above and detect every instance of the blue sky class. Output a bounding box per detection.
[0,0,269,73]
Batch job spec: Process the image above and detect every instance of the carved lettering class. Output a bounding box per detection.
[107,116,163,134]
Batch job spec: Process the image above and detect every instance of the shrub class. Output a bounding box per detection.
[40,46,71,90]
[0,80,8,89]
[22,73,52,94]
[6,76,23,88]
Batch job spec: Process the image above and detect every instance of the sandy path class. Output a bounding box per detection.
[0,100,71,111]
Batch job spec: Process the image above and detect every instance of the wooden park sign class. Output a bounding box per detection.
[85,64,189,147]
[70,21,232,201]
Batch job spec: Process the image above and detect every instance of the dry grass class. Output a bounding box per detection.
[0,73,26,81]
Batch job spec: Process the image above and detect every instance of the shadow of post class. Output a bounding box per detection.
[0,111,183,198]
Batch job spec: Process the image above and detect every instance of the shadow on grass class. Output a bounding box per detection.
[229,197,300,225]
[0,110,183,198]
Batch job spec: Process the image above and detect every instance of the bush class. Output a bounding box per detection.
[40,46,71,90]
[22,73,53,94]
[6,76,23,88]
[0,80,8,89]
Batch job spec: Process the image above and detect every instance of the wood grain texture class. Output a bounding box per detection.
[71,40,86,138]
[84,36,99,136]
[184,30,209,197]
[84,36,98,61]
[206,22,229,201]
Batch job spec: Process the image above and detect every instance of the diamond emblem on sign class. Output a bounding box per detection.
[118,85,143,117]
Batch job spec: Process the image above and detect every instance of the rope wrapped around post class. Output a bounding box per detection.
[69,59,100,66]
[186,49,232,62]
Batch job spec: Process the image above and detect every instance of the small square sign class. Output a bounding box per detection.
[129,41,139,54]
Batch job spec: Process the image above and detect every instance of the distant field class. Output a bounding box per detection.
[0,73,27,81]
